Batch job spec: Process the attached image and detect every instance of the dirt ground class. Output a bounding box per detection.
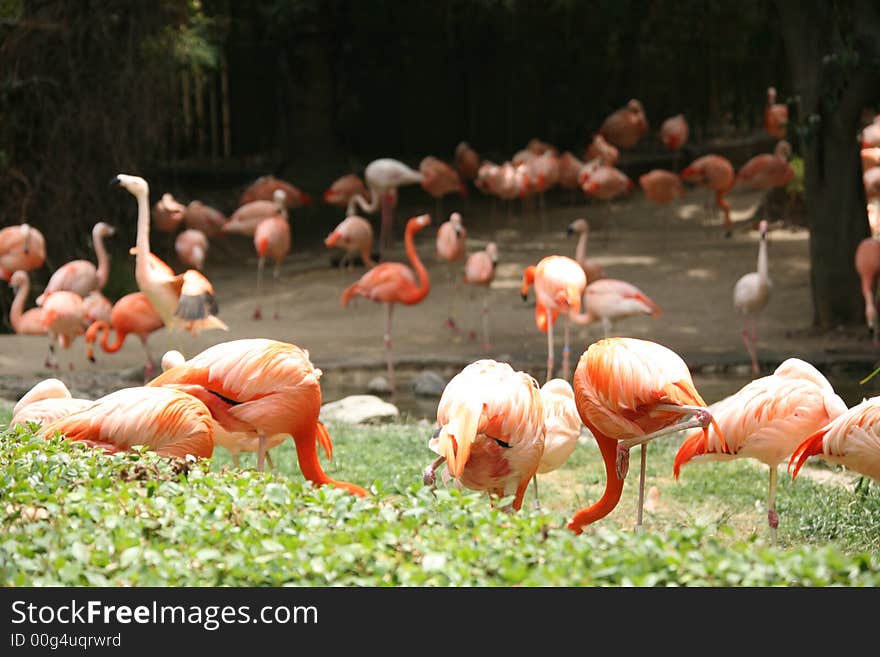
[2,183,879,415]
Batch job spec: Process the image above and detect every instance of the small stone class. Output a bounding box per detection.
[412,370,447,397]
[367,376,392,394]
[320,395,399,425]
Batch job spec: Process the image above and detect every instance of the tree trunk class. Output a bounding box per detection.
[776,0,880,329]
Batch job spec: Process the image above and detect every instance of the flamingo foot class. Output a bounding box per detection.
[768,509,779,530]
[615,442,630,480]
[423,455,445,487]
[252,307,262,320]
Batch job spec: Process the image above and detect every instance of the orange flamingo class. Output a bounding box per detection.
[530,377,582,506]
[568,337,720,533]
[0,223,46,281]
[175,228,209,271]
[463,241,498,350]
[82,291,112,327]
[148,338,368,495]
[252,193,291,320]
[322,174,369,209]
[10,378,92,428]
[183,201,228,238]
[567,218,604,284]
[680,154,736,236]
[7,270,46,335]
[422,359,545,511]
[571,278,662,337]
[855,235,880,343]
[239,174,312,209]
[420,156,467,217]
[790,395,880,484]
[734,220,772,373]
[36,221,115,305]
[113,174,227,336]
[674,358,847,544]
[85,291,165,380]
[735,140,795,190]
[581,165,634,202]
[764,87,788,140]
[639,169,684,204]
[39,385,215,460]
[325,215,377,270]
[454,141,481,183]
[598,99,648,150]
[521,255,587,382]
[223,190,286,238]
[862,147,880,171]
[436,211,468,332]
[340,214,432,393]
[41,290,85,371]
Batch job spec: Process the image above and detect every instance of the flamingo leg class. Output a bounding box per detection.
[562,315,571,381]
[767,465,779,546]
[742,320,759,374]
[266,450,276,472]
[141,336,155,381]
[635,444,648,530]
[256,434,266,472]
[232,453,240,469]
[253,256,265,320]
[546,311,555,383]
[272,259,281,320]
[422,455,445,487]
[444,266,459,332]
[481,288,491,350]
[531,474,541,509]
[384,302,396,393]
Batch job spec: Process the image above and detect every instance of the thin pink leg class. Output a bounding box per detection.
[384,302,396,393]
[253,257,264,320]
[562,316,571,381]
[546,311,555,383]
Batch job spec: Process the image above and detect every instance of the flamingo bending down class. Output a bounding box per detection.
[10,378,93,428]
[113,174,227,336]
[340,214,432,394]
[674,358,847,544]
[733,220,772,374]
[148,338,368,495]
[36,221,115,305]
[82,291,112,327]
[151,192,187,234]
[252,191,291,320]
[680,154,736,237]
[855,236,880,343]
[570,278,662,337]
[0,223,46,281]
[530,378,582,506]
[567,218,604,284]
[422,359,545,511]
[323,174,368,209]
[639,169,685,205]
[790,395,880,484]
[436,211,468,332]
[420,156,467,217]
[585,134,620,166]
[325,215,377,270]
[239,174,311,209]
[454,142,481,183]
[521,255,587,383]
[85,292,165,381]
[568,337,720,533]
[183,201,227,238]
[346,158,425,257]
[7,270,46,335]
[175,228,209,271]
[463,242,498,350]
[41,290,85,371]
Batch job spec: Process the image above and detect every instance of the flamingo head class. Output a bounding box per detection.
[759,220,768,238]
[567,218,588,236]
[521,265,536,300]
[112,174,149,198]
[94,221,116,239]
[8,269,26,289]
[407,214,432,232]
[485,242,499,266]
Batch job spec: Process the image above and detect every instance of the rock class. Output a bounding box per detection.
[320,395,399,425]
[367,376,392,394]
[412,370,447,397]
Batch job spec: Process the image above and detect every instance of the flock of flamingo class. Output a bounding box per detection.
[2,86,880,542]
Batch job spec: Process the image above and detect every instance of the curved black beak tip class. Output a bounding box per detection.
[107,175,120,189]
[87,355,96,363]
[521,292,528,302]
[566,227,574,236]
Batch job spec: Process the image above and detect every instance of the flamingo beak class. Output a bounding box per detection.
[429,426,473,479]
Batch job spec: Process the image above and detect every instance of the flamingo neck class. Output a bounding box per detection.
[757,236,768,283]
[359,246,377,268]
[93,226,111,290]
[567,431,625,534]
[575,231,587,265]
[9,278,27,332]
[346,187,379,215]
[101,323,125,353]
[401,223,430,303]
[134,189,151,283]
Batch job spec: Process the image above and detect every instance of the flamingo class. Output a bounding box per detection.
[39,385,215,460]
[585,134,620,166]
[84,291,165,380]
[659,114,689,154]
[674,358,847,545]
[790,395,880,484]
[6,270,46,335]
[0,223,46,281]
[865,167,880,201]
[183,201,228,238]
[112,174,227,336]
[325,215,377,270]
[239,174,312,209]
[568,337,720,533]
[322,174,368,209]
[862,118,880,149]
[567,218,604,284]
[421,359,545,512]
[680,154,736,236]
[581,165,634,203]
[436,211,468,332]
[734,220,772,374]
[862,147,880,172]
[148,338,369,495]
[40,290,85,371]
[151,192,187,234]
[36,221,115,305]
[764,87,788,140]
[463,242,498,350]
[735,140,795,191]
[10,378,92,428]
[639,169,685,205]
[454,141,481,183]
[223,190,286,238]
[346,158,425,257]
[571,278,662,337]
[855,236,880,343]
[252,191,291,320]
[530,377,582,506]
[175,228,209,271]
[81,290,113,328]
[340,214,432,394]
[420,156,467,217]
[558,151,586,203]
[521,255,587,383]
[598,99,649,150]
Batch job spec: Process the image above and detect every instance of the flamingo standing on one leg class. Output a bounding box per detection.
[568,337,721,534]
[40,290,85,371]
[463,242,498,350]
[567,218,604,284]
[734,220,772,374]
[36,221,115,305]
[421,359,545,511]
[112,174,227,336]
[239,174,312,210]
[436,212,468,332]
[674,358,847,545]
[252,191,291,320]
[680,154,736,237]
[520,255,587,383]
[340,214,432,394]
[570,278,662,338]
[855,235,880,344]
[324,215,377,271]
[10,378,92,428]
[85,291,165,381]
[148,338,368,495]
[7,270,46,335]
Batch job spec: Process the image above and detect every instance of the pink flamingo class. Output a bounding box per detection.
[585,134,620,166]
[239,174,311,209]
[252,192,291,320]
[454,142,481,184]
[571,278,662,337]
[223,190,286,238]
[0,223,46,281]
[7,270,46,335]
[764,87,788,140]
[680,154,736,236]
[36,221,115,305]
[735,140,795,191]
[82,291,112,327]
[323,174,368,209]
[175,228,209,271]
[855,235,880,344]
[40,290,85,371]
[151,193,187,234]
[183,201,228,238]
[734,220,772,373]
[598,99,648,149]
[639,169,685,204]
[436,211,468,332]
[325,215,377,270]
[567,218,604,284]
[463,242,498,350]
[660,114,689,152]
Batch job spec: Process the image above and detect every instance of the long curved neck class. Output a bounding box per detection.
[401,224,430,303]
[346,187,379,215]
[757,236,768,283]
[93,227,111,289]
[359,245,377,268]
[134,190,151,282]
[575,231,587,265]
[10,279,27,331]
[567,431,625,534]
[101,323,125,353]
